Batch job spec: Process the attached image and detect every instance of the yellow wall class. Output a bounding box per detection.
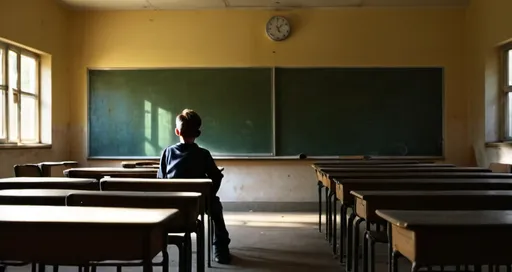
[465,0,512,167]
[0,0,71,177]
[70,8,468,203]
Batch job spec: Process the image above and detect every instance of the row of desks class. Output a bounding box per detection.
[3,164,223,272]
[312,159,512,272]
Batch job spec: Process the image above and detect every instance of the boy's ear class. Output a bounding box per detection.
[175,128,181,136]
[196,130,201,137]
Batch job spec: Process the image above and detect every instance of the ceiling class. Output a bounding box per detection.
[59,0,469,10]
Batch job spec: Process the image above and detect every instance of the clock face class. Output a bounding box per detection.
[266,16,291,41]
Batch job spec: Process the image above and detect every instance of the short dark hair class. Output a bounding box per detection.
[176,109,202,138]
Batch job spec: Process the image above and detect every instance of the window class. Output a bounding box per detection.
[0,42,40,145]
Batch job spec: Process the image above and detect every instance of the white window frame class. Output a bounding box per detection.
[0,41,41,145]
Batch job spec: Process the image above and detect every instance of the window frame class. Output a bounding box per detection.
[0,41,41,145]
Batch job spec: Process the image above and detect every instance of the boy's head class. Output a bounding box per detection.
[175,109,202,141]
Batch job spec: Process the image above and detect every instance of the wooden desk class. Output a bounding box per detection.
[376,210,512,272]
[121,161,158,168]
[64,167,158,180]
[0,177,98,190]
[313,160,422,166]
[67,191,201,233]
[332,175,512,272]
[336,177,512,206]
[311,163,454,246]
[322,166,485,173]
[0,205,178,272]
[0,189,84,206]
[121,161,225,172]
[353,190,512,224]
[353,190,512,272]
[99,177,213,268]
[38,161,79,177]
[67,191,202,271]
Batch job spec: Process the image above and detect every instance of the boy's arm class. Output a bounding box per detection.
[156,148,167,179]
[205,151,223,194]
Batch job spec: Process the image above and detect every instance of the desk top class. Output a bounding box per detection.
[0,189,85,197]
[331,172,512,179]
[101,177,212,183]
[321,167,488,173]
[65,167,157,173]
[0,205,178,225]
[0,177,96,183]
[313,160,422,167]
[352,190,512,199]
[69,191,201,198]
[335,178,512,184]
[317,164,455,170]
[376,210,512,228]
[39,161,78,166]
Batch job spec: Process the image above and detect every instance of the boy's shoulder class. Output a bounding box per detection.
[197,145,214,156]
[163,143,212,156]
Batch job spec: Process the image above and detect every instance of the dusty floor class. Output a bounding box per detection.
[4,212,436,272]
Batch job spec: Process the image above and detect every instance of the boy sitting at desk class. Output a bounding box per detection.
[157,109,232,264]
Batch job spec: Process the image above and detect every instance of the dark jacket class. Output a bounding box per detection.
[157,142,223,194]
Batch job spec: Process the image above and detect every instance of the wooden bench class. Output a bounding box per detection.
[0,177,98,190]
[376,210,512,272]
[0,205,178,272]
[352,190,512,272]
[66,191,201,272]
[99,177,213,269]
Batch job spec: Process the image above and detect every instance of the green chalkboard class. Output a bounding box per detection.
[88,68,273,158]
[275,67,443,157]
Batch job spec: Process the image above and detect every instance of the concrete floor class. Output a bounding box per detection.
[4,212,439,272]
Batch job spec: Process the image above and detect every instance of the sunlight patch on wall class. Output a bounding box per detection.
[144,100,156,156]
[158,107,172,149]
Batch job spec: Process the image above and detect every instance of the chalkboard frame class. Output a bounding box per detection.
[86,66,445,160]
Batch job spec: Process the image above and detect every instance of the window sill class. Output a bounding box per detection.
[485,141,512,147]
[0,143,51,149]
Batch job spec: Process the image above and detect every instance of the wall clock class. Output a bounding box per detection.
[266,16,291,41]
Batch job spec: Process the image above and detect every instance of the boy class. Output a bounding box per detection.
[157,109,232,264]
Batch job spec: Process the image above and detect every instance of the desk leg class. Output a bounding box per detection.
[207,196,212,268]
[411,262,419,272]
[325,187,330,241]
[162,245,170,272]
[339,204,347,264]
[346,212,356,272]
[318,181,322,233]
[197,219,205,272]
[352,217,364,272]
[391,251,400,272]
[332,195,337,256]
[362,227,369,272]
[368,232,375,272]
[388,223,393,272]
[143,261,153,272]
[143,232,153,272]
